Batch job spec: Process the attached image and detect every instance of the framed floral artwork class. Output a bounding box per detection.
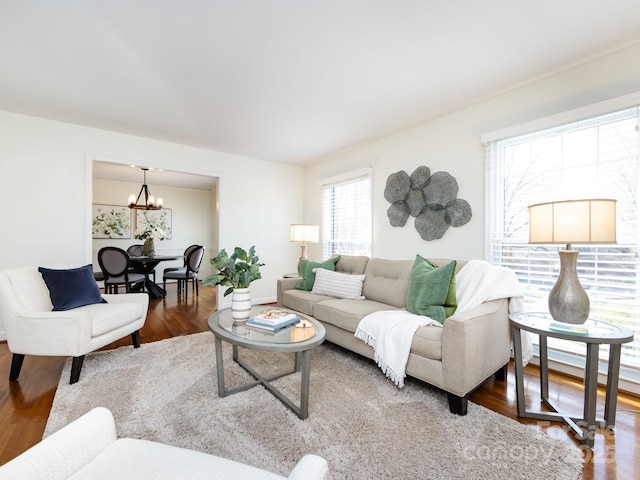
[135,209,172,240]
[92,205,132,239]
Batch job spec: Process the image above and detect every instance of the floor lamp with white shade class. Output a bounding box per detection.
[528,199,617,324]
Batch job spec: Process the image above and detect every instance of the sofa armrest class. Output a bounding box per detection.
[441,299,511,396]
[0,407,117,480]
[277,278,301,306]
[287,454,330,480]
[3,309,94,356]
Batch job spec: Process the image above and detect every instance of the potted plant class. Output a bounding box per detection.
[203,246,265,322]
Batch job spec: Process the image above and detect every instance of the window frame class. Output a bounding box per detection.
[482,92,640,394]
[319,168,373,259]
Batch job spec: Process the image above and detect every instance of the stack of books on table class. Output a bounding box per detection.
[246,309,301,332]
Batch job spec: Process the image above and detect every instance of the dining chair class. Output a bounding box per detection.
[127,244,144,256]
[161,244,199,277]
[162,245,205,299]
[127,244,155,282]
[98,247,146,294]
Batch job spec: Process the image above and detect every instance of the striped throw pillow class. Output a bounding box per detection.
[311,268,366,300]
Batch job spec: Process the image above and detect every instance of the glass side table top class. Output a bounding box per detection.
[209,306,324,347]
[509,311,634,343]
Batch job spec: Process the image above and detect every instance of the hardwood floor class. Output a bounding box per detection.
[0,283,638,478]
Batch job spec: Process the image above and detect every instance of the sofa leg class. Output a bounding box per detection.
[495,363,508,381]
[9,353,25,381]
[70,356,85,384]
[447,393,469,416]
[131,330,141,348]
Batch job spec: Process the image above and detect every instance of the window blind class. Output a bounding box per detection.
[321,171,372,258]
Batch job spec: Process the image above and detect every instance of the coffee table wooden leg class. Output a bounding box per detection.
[299,350,311,419]
[294,351,301,372]
[214,336,227,397]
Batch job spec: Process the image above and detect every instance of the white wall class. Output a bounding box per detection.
[3,42,640,338]
[92,177,217,279]
[0,112,304,337]
[303,42,640,261]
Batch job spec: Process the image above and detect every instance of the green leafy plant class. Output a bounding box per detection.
[202,246,265,296]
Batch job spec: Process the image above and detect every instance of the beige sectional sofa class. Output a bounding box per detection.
[277,255,512,415]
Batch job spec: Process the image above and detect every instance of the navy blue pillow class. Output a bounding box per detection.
[38,265,106,311]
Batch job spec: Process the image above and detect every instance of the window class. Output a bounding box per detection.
[484,95,640,376]
[320,169,372,258]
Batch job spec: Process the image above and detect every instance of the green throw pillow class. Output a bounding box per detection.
[426,258,457,318]
[406,256,457,323]
[295,256,341,291]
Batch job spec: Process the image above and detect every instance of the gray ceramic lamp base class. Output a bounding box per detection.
[548,249,590,324]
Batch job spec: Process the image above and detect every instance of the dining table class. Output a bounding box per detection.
[129,255,182,299]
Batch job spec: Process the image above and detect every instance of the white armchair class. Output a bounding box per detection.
[0,266,149,384]
[0,407,331,480]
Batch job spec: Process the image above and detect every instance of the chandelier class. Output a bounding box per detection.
[127,168,163,210]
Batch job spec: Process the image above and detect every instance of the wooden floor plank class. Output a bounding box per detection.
[0,283,637,478]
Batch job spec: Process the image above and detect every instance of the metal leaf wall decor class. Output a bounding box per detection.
[384,166,472,240]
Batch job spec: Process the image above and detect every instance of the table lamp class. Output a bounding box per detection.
[290,224,319,259]
[528,199,616,324]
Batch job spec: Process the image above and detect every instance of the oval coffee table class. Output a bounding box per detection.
[208,306,325,419]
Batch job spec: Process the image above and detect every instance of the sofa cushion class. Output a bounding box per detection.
[38,265,106,311]
[295,256,340,291]
[313,299,398,333]
[362,258,414,308]
[79,302,143,337]
[405,256,456,323]
[281,289,334,316]
[410,324,443,360]
[311,268,365,300]
[335,255,369,274]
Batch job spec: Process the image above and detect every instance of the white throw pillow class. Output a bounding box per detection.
[311,268,366,300]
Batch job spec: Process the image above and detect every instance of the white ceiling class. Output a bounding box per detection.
[2,1,640,166]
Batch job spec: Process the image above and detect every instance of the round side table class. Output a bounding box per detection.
[509,312,634,449]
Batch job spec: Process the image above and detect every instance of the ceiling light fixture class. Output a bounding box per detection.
[128,168,163,210]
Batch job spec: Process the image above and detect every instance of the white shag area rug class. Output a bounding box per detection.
[45,332,583,479]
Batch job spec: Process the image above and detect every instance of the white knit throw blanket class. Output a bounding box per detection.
[455,259,532,364]
[354,310,440,387]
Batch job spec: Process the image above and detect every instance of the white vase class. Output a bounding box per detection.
[231,288,251,323]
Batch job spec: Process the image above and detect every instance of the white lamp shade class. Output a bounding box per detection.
[290,224,319,243]
[528,199,617,245]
